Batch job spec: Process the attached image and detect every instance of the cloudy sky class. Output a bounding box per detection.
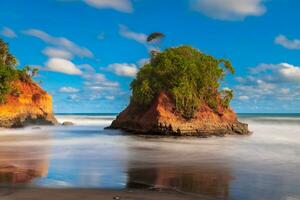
[1,0,300,113]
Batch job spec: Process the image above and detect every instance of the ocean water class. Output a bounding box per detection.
[0,113,300,200]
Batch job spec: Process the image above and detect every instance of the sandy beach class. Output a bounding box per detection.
[0,188,209,200]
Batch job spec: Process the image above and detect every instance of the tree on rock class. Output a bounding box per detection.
[0,38,38,103]
[130,45,235,119]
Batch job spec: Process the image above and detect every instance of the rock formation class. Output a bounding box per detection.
[108,45,249,136]
[109,92,249,136]
[0,80,58,128]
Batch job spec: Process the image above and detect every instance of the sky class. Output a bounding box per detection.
[1,0,300,113]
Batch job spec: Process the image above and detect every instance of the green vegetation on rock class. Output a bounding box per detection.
[131,45,235,119]
[0,38,39,103]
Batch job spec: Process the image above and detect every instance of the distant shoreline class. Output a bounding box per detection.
[54,113,300,116]
[55,113,118,115]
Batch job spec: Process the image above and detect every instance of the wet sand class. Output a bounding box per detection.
[0,188,210,200]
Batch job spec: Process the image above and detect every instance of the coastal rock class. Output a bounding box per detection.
[0,81,58,128]
[109,92,249,136]
[62,121,74,126]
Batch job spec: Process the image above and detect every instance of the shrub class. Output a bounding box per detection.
[0,38,36,103]
[0,64,17,103]
[130,45,234,119]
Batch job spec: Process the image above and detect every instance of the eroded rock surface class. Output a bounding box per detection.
[109,92,249,137]
[0,81,58,128]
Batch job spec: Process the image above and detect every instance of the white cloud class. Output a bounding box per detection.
[275,34,300,50]
[235,79,276,102]
[23,29,93,58]
[84,73,105,82]
[107,63,138,77]
[119,25,147,44]
[249,63,278,74]
[59,87,80,93]
[83,0,133,13]
[77,64,120,90]
[1,27,17,38]
[278,63,300,83]
[79,64,96,73]
[233,62,300,107]
[119,25,163,53]
[280,88,290,95]
[238,95,250,101]
[56,63,121,102]
[191,0,266,20]
[43,47,73,59]
[250,63,300,83]
[83,72,119,90]
[67,94,80,101]
[137,58,150,66]
[222,87,232,91]
[45,58,82,75]
[105,96,115,100]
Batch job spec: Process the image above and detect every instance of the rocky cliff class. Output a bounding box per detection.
[0,80,58,128]
[109,92,249,137]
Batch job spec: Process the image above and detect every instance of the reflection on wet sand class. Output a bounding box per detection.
[127,165,232,199]
[0,132,50,184]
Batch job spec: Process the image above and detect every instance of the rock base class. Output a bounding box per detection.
[108,92,250,137]
[109,121,250,137]
[0,114,58,128]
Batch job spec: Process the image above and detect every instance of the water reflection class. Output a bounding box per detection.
[127,164,232,198]
[0,132,50,184]
[0,122,300,200]
[0,128,233,200]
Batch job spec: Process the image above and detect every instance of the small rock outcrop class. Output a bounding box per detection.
[109,92,249,137]
[0,81,58,128]
[62,121,74,126]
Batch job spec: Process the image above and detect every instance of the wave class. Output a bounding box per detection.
[54,113,300,128]
[240,114,300,126]
[55,114,116,126]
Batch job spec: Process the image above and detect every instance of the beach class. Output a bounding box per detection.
[0,114,300,200]
[0,188,206,200]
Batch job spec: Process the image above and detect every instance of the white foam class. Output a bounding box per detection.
[1,115,300,167]
[55,115,116,126]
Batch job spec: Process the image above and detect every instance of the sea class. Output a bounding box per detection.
[0,113,300,200]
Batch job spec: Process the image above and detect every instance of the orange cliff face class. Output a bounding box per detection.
[109,92,249,136]
[0,80,58,128]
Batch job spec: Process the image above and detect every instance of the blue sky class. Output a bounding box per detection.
[1,0,300,113]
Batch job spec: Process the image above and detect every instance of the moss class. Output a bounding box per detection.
[130,45,235,119]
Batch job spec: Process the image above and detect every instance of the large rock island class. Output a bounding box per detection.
[0,39,57,128]
[109,46,249,136]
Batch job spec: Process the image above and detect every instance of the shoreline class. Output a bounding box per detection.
[0,188,212,200]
